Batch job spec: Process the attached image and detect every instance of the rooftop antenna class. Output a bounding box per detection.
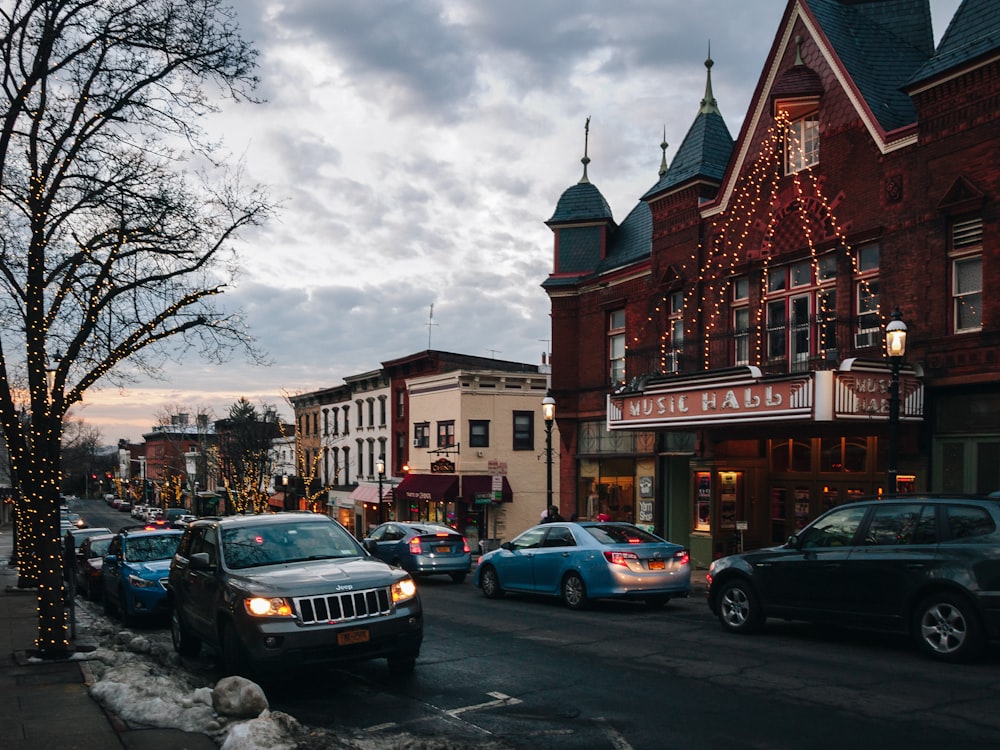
[427,303,438,348]
[488,349,502,358]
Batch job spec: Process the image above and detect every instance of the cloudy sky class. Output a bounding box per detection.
[80,0,962,444]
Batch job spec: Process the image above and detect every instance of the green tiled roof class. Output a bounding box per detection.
[643,110,734,199]
[909,0,1000,87]
[804,0,933,132]
[596,200,652,274]
[547,181,613,224]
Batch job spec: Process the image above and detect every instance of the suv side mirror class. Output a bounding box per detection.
[785,534,801,549]
[189,552,211,570]
[363,539,378,554]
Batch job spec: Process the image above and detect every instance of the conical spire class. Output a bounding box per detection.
[658,127,669,177]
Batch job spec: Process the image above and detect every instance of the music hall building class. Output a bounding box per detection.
[542,0,999,567]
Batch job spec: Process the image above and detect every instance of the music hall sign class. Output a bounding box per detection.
[607,361,923,430]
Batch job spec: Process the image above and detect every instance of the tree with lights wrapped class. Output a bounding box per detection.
[215,398,281,515]
[0,0,270,657]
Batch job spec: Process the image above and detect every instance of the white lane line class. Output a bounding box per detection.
[594,716,636,750]
[446,691,523,717]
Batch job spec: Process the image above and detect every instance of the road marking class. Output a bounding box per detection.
[594,716,635,750]
[446,691,523,717]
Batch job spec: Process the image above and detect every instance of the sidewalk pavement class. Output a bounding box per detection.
[0,526,217,750]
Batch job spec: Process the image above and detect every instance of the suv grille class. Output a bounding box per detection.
[294,587,393,625]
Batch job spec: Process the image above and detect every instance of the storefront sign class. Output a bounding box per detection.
[430,458,455,474]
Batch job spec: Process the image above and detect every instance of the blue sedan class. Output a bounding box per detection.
[474,522,691,609]
[364,522,472,583]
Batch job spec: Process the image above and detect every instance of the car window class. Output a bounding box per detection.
[945,505,996,541]
[543,527,576,548]
[87,537,112,558]
[861,504,936,546]
[368,525,387,541]
[798,506,867,548]
[510,527,547,550]
[189,526,219,565]
[583,524,663,545]
[125,534,181,562]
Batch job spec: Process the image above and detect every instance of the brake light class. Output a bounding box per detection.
[604,550,639,567]
[674,549,690,566]
[462,537,471,554]
[409,538,422,555]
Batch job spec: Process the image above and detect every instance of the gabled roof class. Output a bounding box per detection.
[908,0,1000,89]
[804,0,932,133]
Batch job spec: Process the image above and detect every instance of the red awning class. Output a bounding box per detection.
[348,483,392,504]
[395,474,459,503]
[459,475,513,503]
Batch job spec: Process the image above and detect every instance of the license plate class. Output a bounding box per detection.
[436,546,451,553]
[337,629,370,646]
[648,560,665,570]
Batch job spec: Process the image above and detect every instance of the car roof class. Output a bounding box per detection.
[193,512,333,528]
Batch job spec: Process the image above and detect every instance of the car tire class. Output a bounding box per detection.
[913,592,984,663]
[387,653,417,676]
[480,565,504,599]
[222,621,254,679]
[450,571,467,584]
[717,578,763,634]
[171,607,201,658]
[561,572,588,610]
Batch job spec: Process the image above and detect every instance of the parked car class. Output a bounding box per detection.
[74,533,114,599]
[706,495,1000,663]
[102,527,183,625]
[474,522,691,609]
[364,522,471,582]
[66,526,112,551]
[168,513,423,679]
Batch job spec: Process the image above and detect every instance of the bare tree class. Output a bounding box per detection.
[0,0,270,656]
[215,398,282,514]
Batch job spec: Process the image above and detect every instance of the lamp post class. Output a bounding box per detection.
[376,456,386,524]
[282,473,290,512]
[542,393,555,516]
[885,308,908,495]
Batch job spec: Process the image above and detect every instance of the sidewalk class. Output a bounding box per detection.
[0,526,217,750]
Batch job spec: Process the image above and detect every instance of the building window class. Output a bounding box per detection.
[513,411,534,451]
[785,110,819,173]
[341,447,349,485]
[342,406,350,435]
[378,396,387,427]
[413,423,429,448]
[356,439,364,477]
[396,389,405,419]
[436,420,455,449]
[609,309,625,386]
[665,292,684,373]
[367,439,375,477]
[469,420,490,448]
[355,400,363,429]
[733,277,750,366]
[951,218,982,333]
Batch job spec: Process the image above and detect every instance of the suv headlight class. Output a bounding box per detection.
[244,597,294,617]
[128,574,159,589]
[392,576,417,604]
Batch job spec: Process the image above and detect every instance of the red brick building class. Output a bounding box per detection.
[544,0,999,567]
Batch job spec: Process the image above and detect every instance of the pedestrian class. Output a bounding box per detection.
[542,505,564,523]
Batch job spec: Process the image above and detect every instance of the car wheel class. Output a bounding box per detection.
[480,565,504,599]
[717,578,763,634]
[222,621,254,679]
[171,607,202,658]
[118,586,135,627]
[450,571,467,584]
[387,653,417,676]
[561,572,588,610]
[644,595,670,609]
[913,592,984,663]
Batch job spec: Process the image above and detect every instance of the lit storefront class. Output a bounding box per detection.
[607,361,923,567]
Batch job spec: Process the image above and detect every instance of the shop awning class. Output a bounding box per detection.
[395,474,459,503]
[348,483,392,504]
[459,475,513,503]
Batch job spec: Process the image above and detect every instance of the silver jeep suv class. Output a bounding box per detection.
[168,513,423,678]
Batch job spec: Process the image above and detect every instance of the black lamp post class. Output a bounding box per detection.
[885,308,908,495]
[376,456,386,524]
[282,473,290,512]
[542,393,556,516]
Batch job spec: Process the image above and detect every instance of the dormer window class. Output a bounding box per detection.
[780,100,819,174]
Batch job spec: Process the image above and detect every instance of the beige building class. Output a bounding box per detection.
[399,368,557,547]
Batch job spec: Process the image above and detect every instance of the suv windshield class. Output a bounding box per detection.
[221,520,363,569]
[124,534,181,562]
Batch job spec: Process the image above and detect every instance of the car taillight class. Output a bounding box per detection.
[604,550,639,567]
[462,537,471,554]
[674,549,690,566]
[409,538,422,555]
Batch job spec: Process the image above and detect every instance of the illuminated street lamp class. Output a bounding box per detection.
[376,456,386,523]
[885,308,908,494]
[542,393,556,515]
[282,473,291,512]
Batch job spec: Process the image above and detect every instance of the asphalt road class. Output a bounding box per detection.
[71,497,1000,749]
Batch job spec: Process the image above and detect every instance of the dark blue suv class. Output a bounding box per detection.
[102,527,183,625]
[707,495,1000,662]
